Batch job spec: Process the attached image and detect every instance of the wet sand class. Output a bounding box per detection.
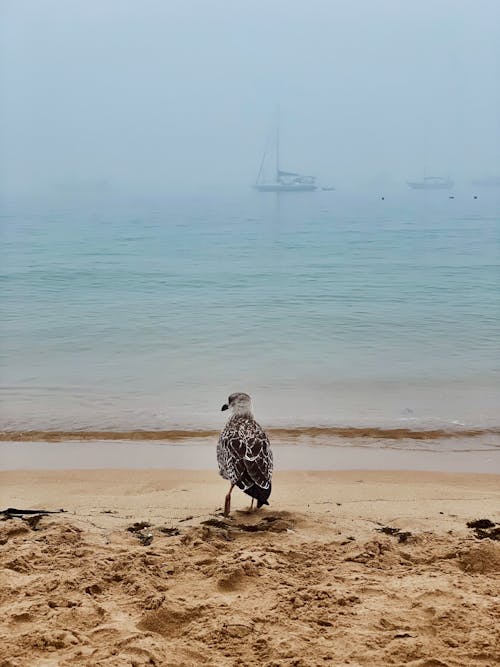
[1,468,499,666]
[1,438,499,473]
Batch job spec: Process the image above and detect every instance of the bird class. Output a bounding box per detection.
[217,392,273,517]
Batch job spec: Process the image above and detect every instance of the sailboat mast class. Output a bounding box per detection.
[276,106,280,182]
[255,150,266,185]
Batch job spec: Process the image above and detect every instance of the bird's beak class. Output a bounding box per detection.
[221,403,229,411]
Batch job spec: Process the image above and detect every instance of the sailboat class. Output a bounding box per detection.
[407,176,454,190]
[253,117,317,192]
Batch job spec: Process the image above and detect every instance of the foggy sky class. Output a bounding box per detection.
[1,0,499,195]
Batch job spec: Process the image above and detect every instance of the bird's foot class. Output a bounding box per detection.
[236,499,258,514]
[223,494,231,517]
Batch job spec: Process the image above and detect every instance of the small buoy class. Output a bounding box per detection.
[381,196,385,200]
[449,196,455,199]
[473,195,478,199]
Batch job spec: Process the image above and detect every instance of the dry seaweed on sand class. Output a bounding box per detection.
[375,525,413,543]
[1,507,65,517]
[126,521,152,533]
[466,518,500,541]
[158,526,181,536]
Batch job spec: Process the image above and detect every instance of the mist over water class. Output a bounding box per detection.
[1,2,499,448]
[1,1,499,196]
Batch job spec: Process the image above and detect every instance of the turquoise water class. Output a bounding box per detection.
[1,190,499,432]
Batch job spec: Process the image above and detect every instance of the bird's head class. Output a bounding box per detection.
[221,392,253,416]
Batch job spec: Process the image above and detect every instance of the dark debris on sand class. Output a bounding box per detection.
[201,514,293,534]
[126,521,154,546]
[466,519,500,541]
[1,508,65,516]
[0,508,66,532]
[126,521,152,533]
[158,527,181,536]
[375,526,413,543]
[126,523,180,546]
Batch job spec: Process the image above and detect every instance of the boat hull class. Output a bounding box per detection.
[407,181,454,190]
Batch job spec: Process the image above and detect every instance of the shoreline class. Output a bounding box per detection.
[2,424,500,442]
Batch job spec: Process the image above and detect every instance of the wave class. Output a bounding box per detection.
[1,426,500,443]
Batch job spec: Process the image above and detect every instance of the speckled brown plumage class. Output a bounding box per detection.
[217,413,273,507]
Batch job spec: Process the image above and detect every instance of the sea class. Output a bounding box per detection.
[1,188,499,460]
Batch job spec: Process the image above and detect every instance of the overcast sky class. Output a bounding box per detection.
[1,0,499,195]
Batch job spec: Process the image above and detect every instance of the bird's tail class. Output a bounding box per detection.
[240,482,272,508]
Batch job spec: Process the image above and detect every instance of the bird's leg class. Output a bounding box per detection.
[250,498,255,512]
[224,484,235,517]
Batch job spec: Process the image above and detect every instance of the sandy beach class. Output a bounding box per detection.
[1,467,499,666]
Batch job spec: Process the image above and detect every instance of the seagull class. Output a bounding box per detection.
[217,392,273,517]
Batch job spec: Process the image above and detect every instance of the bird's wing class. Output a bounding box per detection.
[217,424,247,484]
[238,420,273,489]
